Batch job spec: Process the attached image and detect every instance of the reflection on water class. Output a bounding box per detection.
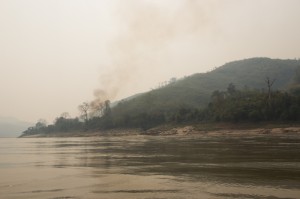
[0,134,300,199]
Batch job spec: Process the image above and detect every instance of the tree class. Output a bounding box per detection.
[169,77,177,84]
[265,76,276,105]
[227,83,236,95]
[78,102,90,122]
[90,100,105,117]
[60,112,70,119]
[103,100,111,116]
[35,119,47,129]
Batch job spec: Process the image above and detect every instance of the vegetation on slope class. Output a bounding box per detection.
[20,58,300,137]
[109,57,300,118]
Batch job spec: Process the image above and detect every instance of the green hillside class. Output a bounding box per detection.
[21,57,300,136]
[112,58,300,116]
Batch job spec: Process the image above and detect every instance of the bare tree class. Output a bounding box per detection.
[90,100,105,117]
[265,77,276,105]
[60,112,70,119]
[78,102,90,122]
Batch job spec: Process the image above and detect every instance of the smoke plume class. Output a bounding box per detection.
[91,0,222,110]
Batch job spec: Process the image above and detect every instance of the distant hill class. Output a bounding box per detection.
[112,58,300,116]
[0,117,33,137]
[20,57,300,136]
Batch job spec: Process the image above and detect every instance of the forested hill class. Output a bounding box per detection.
[113,58,300,114]
[20,57,300,136]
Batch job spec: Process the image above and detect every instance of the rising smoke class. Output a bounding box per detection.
[90,0,222,113]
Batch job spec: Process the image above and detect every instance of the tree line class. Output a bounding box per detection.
[21,81,300,136]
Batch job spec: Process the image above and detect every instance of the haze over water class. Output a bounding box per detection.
[1,134,300,199]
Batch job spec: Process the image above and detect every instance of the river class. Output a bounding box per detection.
[0,134,300,199]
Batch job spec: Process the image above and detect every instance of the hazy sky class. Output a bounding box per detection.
[1,0,300,123]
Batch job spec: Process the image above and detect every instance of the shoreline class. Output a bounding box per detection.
[20,122,300,138]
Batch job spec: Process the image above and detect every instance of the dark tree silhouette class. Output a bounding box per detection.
[78,102,90,122]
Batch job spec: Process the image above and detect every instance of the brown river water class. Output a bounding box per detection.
[0,134,300,199]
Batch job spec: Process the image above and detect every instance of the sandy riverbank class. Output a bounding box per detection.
[20,123,300,138]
